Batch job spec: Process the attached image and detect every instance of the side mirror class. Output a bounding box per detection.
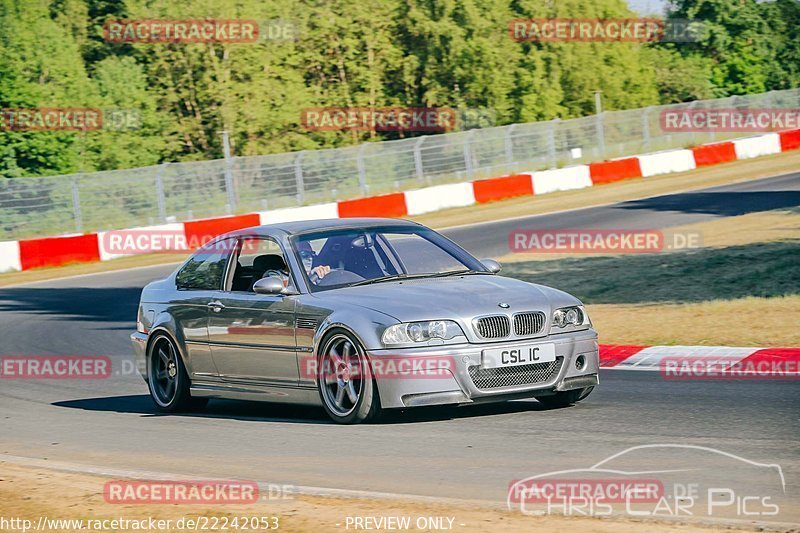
[480,258,502,274]
[253,276,285,295]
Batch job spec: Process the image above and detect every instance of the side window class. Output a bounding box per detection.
[176,240,233,290]
[231,237,290,292]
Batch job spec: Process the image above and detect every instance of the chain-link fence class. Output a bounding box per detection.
[2,88,799,240]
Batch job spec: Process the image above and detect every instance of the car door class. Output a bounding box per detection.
[172,238,236,379]
[207,236,299,387]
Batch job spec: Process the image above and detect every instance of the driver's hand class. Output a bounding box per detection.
[310,265,331,280]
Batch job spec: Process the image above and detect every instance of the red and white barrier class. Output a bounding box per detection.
[780,128,800,151]
[5,127,800,273]
[599,344,800,378]
[589,157,642,185]
[0,241,22,272]
[472,174,533,203]
[338,192,408,218]
[183,213,261,248]
[404,182,476,215]
[637,149,696,177]
[258,203,338,225]
[18,233,101,270]
[529,165,592,194]
[691,141,737,166]
[733,133,782,160]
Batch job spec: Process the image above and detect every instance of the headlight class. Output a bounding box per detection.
[382,320,464,345]
[551,306,589,330]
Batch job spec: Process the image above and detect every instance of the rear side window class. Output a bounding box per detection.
[176,240,233,290]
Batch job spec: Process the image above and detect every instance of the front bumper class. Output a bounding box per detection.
[366,329,599,409]
[131,331,148,381]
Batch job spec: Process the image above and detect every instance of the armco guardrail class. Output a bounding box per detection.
[2,128,799,273]
[1,88,799,241]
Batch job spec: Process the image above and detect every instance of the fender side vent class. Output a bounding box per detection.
[296,317,318,330]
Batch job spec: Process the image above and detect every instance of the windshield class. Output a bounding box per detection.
[291,225,487,292]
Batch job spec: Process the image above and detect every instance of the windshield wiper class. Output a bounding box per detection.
[350,274,408,286]
[428,269,487,278]
[351,269,486,286]
[351,272,444,286]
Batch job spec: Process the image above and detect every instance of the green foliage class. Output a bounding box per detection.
[0,0,797,179]
[667,0,800,96]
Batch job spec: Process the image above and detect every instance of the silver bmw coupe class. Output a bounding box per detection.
[131,218,599,424]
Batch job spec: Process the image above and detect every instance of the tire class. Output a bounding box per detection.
[317,330,382,424]
[537,386,594,408]
[146,333,205,413]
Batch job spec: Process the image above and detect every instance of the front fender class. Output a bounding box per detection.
[312,311,391,355]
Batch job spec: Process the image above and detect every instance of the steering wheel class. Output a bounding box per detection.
[259,269,287,289]
[264,269,286,280]
[311,268,365,286]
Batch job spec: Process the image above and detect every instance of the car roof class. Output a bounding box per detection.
[227,217,422,237]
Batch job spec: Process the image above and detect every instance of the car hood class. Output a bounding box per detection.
[311,274,581,322]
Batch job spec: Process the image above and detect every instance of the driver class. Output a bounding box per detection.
[298,242,331,283]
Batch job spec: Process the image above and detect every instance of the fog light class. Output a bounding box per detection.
[575,355,586,371]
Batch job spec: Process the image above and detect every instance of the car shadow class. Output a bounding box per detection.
[0,287,141,324]
[616,191,800,217]
[52,395,564,425]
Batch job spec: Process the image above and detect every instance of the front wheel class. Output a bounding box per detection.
[147,333,206,412]
[317,331,381,424]
[536,386,594,408]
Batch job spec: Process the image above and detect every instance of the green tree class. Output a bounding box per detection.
[668,0,776,95]
[0,0,96,177]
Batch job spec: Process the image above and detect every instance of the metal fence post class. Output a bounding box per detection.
[71,178,83,233]
[594,91,606,160]
[547,119,559,169]
[294,151,305,205]
[642,107,652,152]
[504,124,516,168]
[155,164,167,222]
[221,131,236,213]
[596,113,607,160]
[356,144,368,195]
[688,100,699,145]
[463,130,475,180]
[764,90,775,109]
[413,136,427,183]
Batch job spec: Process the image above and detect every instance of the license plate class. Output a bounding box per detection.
[482,343,556,369]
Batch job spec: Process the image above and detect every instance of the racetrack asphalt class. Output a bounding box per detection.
[1,172,798,525]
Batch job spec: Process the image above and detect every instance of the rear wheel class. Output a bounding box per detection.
[537,386,594,408]
[317,331,381,424]
[147,333,206,412]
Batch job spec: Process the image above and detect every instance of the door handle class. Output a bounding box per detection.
[207,301,225,312]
